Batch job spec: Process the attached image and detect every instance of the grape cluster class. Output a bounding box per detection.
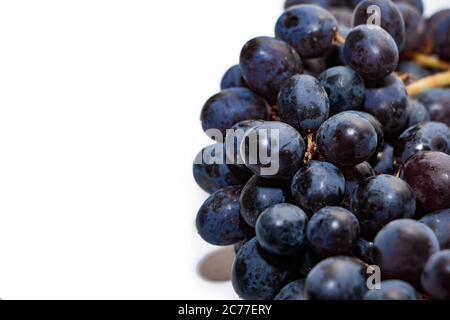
[194,0,450,300]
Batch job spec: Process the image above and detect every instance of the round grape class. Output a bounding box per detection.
[364,280,418,300]
[420,209,450,250]
[421,250,450,300]
[220,65,246,90]
[274,279,306,300]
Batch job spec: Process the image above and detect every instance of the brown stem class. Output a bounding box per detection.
[304,133,317,164]
[334,32,346,45]
[407,70,450,96]
[411,53,450,71]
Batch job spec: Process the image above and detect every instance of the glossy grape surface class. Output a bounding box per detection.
[364,280,418,300]
[421,250,450,300]
[220,65,247,90]
[373,144,395,174]
[274,279,306,300]
[420,209,450,250]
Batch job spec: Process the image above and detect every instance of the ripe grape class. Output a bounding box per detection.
[255,203,308,256]
[355,238,375,265]
[433,14,450,62]
[275,4,338,58]
[220,65,246,90]
[421,250,450,300]
[364,280,418,300]
[396,3,425,53]
[196,186,253,246]
[373,219,440,286]
[400,151,450,212]
[373,144,395,174]
[274,279,306,300]
[240,37,303,104]
[340,161,375,197]
[416,89,450,127]
[347,111,384,152]
[406,99,430,128]
[420,209,450,250]
[277,74,330,134]
[397,61,431,82]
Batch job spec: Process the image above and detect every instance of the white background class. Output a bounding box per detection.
[0,0,446,300]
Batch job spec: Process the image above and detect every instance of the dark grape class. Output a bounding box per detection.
[363,74,409,138]
[395,122,450,165]
[319,66,365,115]
[274,279,306,300]
[433,14,450,62]
[392,0,423,14]
[277,74,330,134]
[373,219,440,286]
[406,99,430,128]
[340,161,375,197]
[196,186,253,246]
[200,87,268,137]
[420,209,450,250]
[423,9,450,52]
[275,4,338,59]
[396,3,425,53]
[364,280,418,300]
[305,256,368,300]
[351,174,416,239]
[241,121,306,179]
[291,161,345,213]
[400,151,450,212]
[397,61,431,82]
[220,65,246,90]
[193,144,247,194]
[316,111,378,166]
[231,238,297,300]
[347,111,384,152]
[352,0,406,50]
[355,238,375,265]
[307,207,360,257]
[240,37,303,104]
[240,175,289,227]
[373,144,395,174]
[416,89,450,127]
[255,203,308,256]
[344,25,399,81]
[284,0,332,9]
[421,250,450,300]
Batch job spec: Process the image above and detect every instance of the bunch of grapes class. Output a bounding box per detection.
[193,0,450,300]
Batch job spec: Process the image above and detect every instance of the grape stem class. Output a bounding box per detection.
[407,70,450,96]
[304,133,317,163]
[411,53,450,70]
[335,32,346,45]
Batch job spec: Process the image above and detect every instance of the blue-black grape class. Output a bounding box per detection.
[240,121,306,179]
[421,250,450,300]
[416,89,450,127]
[395,122,450,165]
[240,175,289,227]
[344,25,399,81]
[316,111,378,166]
[373,219,440,286]
[397,61,431,82]
[284,0,332,9]
[352,0,406,50]
[363,74,409,138]
[305,256,368,300]
[351,174,416,239]
[193,144,248,194]
[277,74,330,134]
[400,151,450,212]
[274,279,306,300]
[220,65,246,90]
[240,37,303,104]
[406,99,430,128]
[433,14,450,62]
[340,161,375,198]
[231,238,297,300]
[255,203,308,256]
[347,111,384,153]
[200,87,268,137]
[196,186,253,246]
[396,3,425,53]
[319,66,365,115]
[291,161,345,213]
[373,144,395,174]
[307,207,360,257]
[355,238,375,265]
[364,280,418,300]
[275,4,338,59]
[422,9,450,53]
[419,209,450,251]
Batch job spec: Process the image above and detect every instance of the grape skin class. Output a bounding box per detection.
[364,280,418,300]
[396,3,425,53]
[220,65,247,90]
[421,250,450,300]
[419,209,450,250]
[274,279,306,300]
[416,89,450,127]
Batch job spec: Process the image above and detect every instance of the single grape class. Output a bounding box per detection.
[340,161,375,197]
[420,209,450,250]
[347,111,384,152]
[406,99,430,128]
[220,65,246,90]
[240,175,289,227]
[196,186,253,246]
[396,3,425,53]
[275,4,338,59]
[392,0,423,14]
[364,280,418,300]
[355,238,375,265]
[397,61,431,82]
[291,161,345,213]
[316,111,378,166]
[373,144,395,174]
[373,219,440,286]
[351,174,416,239]
[400,151,450,212]
[277,74,330,134]
[352,0,406,50]
[395,122,450,165]
[240,121,306,179]
[200,87,268,137]
[193,144,248,194]
[433,15,450,62]
[274,279,306,300]
[231,238,297,300]
[344,25,399,81]
[421,250,450,300]
[363,74,409,138]
[284,0,332,9]
[305,256,368,300]
[307,207,360,257]
[256,203,308,256]
[422,9,450,52]
[319,66,365,115]
[240,37,303,104]
[416,89,450,127]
